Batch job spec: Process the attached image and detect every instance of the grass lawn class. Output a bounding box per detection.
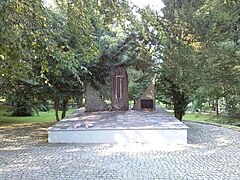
[0,105,76,124]
[183,113,240,128]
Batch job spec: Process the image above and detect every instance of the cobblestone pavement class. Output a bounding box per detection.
[0,122,240,179]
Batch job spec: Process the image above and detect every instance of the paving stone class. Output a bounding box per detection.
[0,122,240,179]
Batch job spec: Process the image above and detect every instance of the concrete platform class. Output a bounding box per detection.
[48,108,188,145]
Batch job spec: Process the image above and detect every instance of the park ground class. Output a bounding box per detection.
[0,108,240,179]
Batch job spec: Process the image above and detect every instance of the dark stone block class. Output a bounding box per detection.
[111,66,129,111]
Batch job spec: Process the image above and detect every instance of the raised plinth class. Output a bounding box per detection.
[48,108,188,145]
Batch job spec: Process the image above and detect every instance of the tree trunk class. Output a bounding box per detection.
[212,100,215,111]
[173,91,188,121]
[54,99,60,122]
[208,99,211,110]
[61,98,69,119]
[163,78,188,121]
[215,96,219,116]
[76,95,83,108]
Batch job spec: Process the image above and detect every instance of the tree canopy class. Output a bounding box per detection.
[0,0,239,120]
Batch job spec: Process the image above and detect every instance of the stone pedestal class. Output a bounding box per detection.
[48,108,189,145]
[111,66,129,111]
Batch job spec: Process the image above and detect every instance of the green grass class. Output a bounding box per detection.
[0,105,76,124]
[183,113,240,127]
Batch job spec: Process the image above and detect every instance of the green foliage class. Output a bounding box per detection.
[0,0,134,118]
[193,0,240,96]
[0,104,75,124]
[127,67,152,101]
[39,100,52,112]
[183,113,240,127]
[155,0,240,119]
[3,79,45,116]
[154,0,206,120]
[225,96,240,117]
[1,0,239,121]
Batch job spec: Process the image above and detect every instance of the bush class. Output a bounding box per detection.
[11,102,35,116]
[5,82,45,116]
[225,96,240,117]
[39,101,52,112]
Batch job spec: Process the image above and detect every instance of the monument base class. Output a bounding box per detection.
[48,129,187,145]
[48,108,188,145]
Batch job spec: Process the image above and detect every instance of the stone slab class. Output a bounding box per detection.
[48,129,187,144]
[48,108,188,145]
[85,83,108,112]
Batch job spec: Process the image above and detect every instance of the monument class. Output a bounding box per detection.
[85,83,108,112]
[48,66,189,145]
[111,66,129,111]
[133,80,155,110]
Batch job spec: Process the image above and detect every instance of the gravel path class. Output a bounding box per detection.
[0,122,239,179]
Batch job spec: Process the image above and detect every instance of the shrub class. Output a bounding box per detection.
[225,96,240,117]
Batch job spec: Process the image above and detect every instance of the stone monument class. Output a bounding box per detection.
[132,80,155,110]
[111,66,129,111]
[85,83,108,112]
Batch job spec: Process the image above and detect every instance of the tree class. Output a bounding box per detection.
[154,0,206,120]
[0,0,137,120]
[1,0,239,121]
[0,0,95,119]
[189,0,240,115]
[154,0,240,120]
[0,0,57,115]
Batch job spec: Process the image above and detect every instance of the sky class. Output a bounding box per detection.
[44,0,164,11]
[130,0,164,11]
